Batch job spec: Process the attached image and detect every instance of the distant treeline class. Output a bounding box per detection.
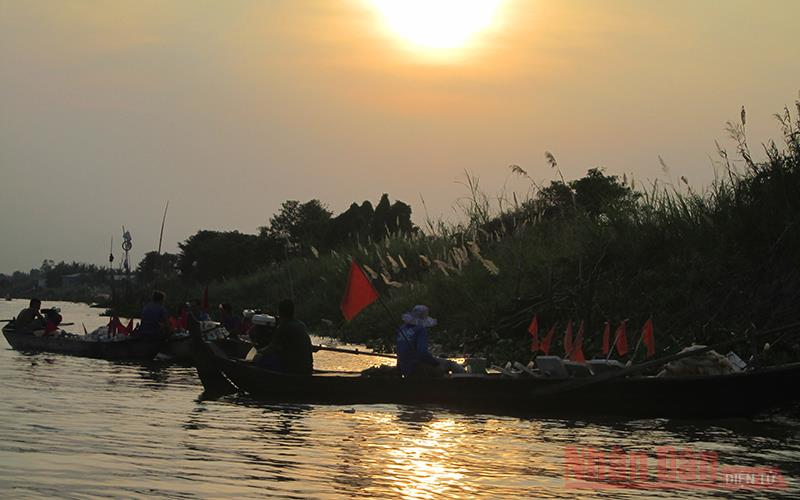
[168,194,415,284]
[0,260,110,301]
[0,193,417,299]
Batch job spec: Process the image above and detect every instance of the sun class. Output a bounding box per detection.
[368,0,504,52]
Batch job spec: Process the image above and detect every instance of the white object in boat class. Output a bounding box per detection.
[251,314,276,327]
[535,356,568,378]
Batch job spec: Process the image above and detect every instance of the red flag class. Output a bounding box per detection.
[563,320,574,357]
[202,285,209,313]
[126,318,134,334]
[614,321,629,356]
[109,317,129,335]
[340,259,379,321]
[601,321,611,355]
[528,315,539,353]
[540,324,556,355]
[641,318,656,358]
[570,320,586,362]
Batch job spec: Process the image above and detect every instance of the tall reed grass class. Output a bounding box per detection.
[152,97,800,363]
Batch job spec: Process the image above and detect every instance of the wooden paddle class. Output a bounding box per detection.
[313,344,396,359]
[531,321,800,397]
[1,320,74,326]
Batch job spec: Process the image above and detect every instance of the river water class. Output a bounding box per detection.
[1,299,799,499]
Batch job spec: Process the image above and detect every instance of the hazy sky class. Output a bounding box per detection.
[1,0,799,274]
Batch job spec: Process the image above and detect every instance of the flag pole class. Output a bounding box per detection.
[626,329,645,367]
[157,200,169,255]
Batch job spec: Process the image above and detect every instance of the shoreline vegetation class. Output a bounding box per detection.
[3,98,799,365]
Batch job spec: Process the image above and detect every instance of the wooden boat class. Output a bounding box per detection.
[161,334,253,362]
[2,323,163,361]
[193,343,800,419]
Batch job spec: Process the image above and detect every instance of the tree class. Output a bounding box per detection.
[533,168,638,220]
[370,194,393,240]
[326,200,374,248]
[136,251,179,284]
[370,194,416,240]
[570,168,639,218]
[536,180,575,218]
[263,199,333,255]
[389,199,415,235]
[178,230,272,283]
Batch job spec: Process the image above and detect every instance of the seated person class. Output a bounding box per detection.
[138,291,171,338]
[254,299,313,375]
[219,303,242,337]
[43,308,63,335]
[15,298,45,333]
[238,314,253,337]
[169,303,190,332]
[190,299,211,322]
[396,305,464,377]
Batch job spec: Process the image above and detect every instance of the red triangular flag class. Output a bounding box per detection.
[540,324,556,355]
[108,316,117,334]
[528,315,539,353]
[202,285,209,313]
[570,320,586,362]
[601,321,611,355]
[641,318,655,358]
[563,320,574,357]
[126,318,134,333]
[614,320,628,356]
[111,317,128,335]
[340,259,379,321]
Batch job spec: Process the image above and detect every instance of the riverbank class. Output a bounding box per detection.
[7,102,800,366]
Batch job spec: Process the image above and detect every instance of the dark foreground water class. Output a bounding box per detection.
[1,299,799,499]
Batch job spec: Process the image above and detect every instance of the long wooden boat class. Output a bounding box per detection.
[194,343,800,419]
[161,334,253,362]
[2,325,163,361]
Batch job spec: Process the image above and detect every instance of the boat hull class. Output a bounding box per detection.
[3,330,163,361]
[200,347,800,419]
[161,336,252,362]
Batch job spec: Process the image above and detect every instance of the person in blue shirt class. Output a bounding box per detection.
[396,305,446,377]
[139,291,171,338]
[218,302,242,337]
[190,299,211,322]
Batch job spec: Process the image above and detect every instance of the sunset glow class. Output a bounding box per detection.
[368,0,504,53]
